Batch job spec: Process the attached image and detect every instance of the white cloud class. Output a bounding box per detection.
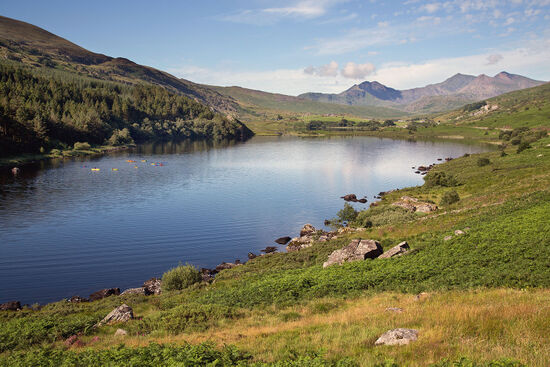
[486,53,504,64]
[341,62,376,79]
[303,61,339,77]
[219,0,346,25]
[504,16,515,25]
[167,39,550,95]
[422,3,441,13]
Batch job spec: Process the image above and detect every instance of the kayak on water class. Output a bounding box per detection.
[91,168,100,171]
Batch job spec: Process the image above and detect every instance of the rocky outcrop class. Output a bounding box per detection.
[341,194,367,203]
[261,246,278,253]
[120,287,146,296]
[323,239,383,268]
[286,235,314,252]
[375,328,418,346]
[275,236,292,245]
[299,224,316,237]
[379,241,410,259]
[68,296,88,303]
[96,304,133,326]
[143,278,162,295]
[215,262,237,272]
[0,301,21,311]
[200,268,215,283]
[392,196,437,213]
[247,252,257,260]
[89,288,120,302]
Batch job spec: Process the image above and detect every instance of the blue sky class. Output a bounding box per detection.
[2,0,549,95]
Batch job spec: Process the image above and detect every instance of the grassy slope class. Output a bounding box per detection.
[208,85,409,120]
[1,109,550,365]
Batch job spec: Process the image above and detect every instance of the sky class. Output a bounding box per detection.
[2,0,550,95]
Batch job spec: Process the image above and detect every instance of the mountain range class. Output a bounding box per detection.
[299,72,545,114]
[0,15,546,119]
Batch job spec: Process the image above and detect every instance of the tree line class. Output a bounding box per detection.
[0,64,251,156]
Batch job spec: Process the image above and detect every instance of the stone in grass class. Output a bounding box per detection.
[323,239,383,268]
[96,304,133,327]
[385,307,403,313]
[454,230,465,235]
[444,235,453,241]
[114,328,128,336]
[378,241,410,259]
[374,328,418,346]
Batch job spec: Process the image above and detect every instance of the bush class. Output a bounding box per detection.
[477,158,490,167]
[424,171,458,188]
[517,142,531,154]
[162,264,201,291]
[440,190,460,206]
[73,142,91,150]
[108,128,135,146]
[337,203,358,222]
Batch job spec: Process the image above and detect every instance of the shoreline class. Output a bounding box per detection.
[0,145,467,308]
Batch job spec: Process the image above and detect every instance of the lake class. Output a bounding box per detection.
[0,136,489,304]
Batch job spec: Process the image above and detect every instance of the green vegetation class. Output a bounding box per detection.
[439,190,460,206]
[0,63,252,157]
[161,264,202,291]
[476,158,490,167]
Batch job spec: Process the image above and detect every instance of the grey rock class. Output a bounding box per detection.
[323,239,383,268]
[143,278,162,295]
[374,328,418,346]
[247,252,257,260]
[0,301,21,311]
[121,287,146,296]
[444,235,453,241]
[299,223,316,237]
[68,296,88,303]
[455,230,465,235]
[379,241,410,259]
[215,262,237,272]
[97,304,133,326]
[114,328,128,336]
[275,236,292,245]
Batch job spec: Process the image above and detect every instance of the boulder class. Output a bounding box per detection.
[275,236,292,245]
[247,252,257,260]
[357,198,368,203]
[379,241,410,259]
[341,194,358,202]
[454,229,465,235]
[444,235,453,241]
[299,224,316,237]
[323,239,383,268]
[68,296,88,303]
[120,287,146,296]
[114,328,128,336]
[0,301,21,311]
[286,235,314,252]
[96,304,133,326]
[89,288,120,302]
[374,328,418,346]
[261,246,278,253]
[392,196,437,213]
[143,278,162,295]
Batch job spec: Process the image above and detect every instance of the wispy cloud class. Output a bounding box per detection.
[218,0,346,25]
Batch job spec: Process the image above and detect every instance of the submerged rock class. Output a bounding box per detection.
[375,328,418,346]
[323,239,383,268]
[379,241,410,259]
[262,246,278,253]
[341,194,358,202]
[97,304,134,326]
[275,236,292,245]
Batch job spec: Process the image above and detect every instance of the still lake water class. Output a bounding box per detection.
[0,136,488,304]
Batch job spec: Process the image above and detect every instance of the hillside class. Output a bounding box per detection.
[299,72,546,114]
[208,85,408,120]
[1,97,549,365]
[0,15,240,116]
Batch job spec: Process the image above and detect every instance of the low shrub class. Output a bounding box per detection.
[440,190,460,206]
[162,264,201,291]
[73,142,91,150]
[517,142,531,154]
[477,158,490,167]
[424,171,459,188]
[337,203,358,222]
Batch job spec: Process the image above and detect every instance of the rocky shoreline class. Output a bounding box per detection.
[0,158,446,311]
